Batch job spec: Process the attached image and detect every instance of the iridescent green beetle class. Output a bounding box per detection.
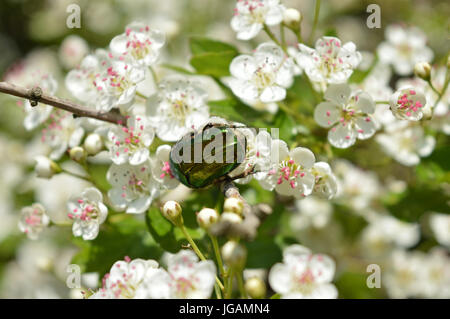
[169,122,247,188]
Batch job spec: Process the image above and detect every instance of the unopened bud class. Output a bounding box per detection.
[283,8,302,28]
[84,133,103,155]
[220,212,243,224]
[223,197,244,215]
[34,156,60,179]
[245,277,267,299]
[422,104,433,120]
[414,62,431,80]
[196,208,219,230]
[70,146,87,163]
[221,241,247,270]
[162,201,183,226]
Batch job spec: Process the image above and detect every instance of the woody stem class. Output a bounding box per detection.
[0,81,127,125]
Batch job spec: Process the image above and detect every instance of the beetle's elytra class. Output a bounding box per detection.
[169,123,247,188]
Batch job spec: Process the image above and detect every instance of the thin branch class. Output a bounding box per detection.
[0,82,127,125]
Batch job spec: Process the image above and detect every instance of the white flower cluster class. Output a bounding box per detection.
[90,250,216,299]
[229,129,338,200]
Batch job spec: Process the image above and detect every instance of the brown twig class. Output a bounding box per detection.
[209,180,272,241]
[0,82,126,125]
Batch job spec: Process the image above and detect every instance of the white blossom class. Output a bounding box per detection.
[18,203,50,240]
[151,145,179,189]
[376,121,435,166]
[361,215,420,257]
[292,197,333,230]
[41,114,85,160]
[421,249,450,298]
[110,22,165,67]
[314,83,376,148]
[268,245,338,298]
[107,161,159,214]
[333,159,381,212]
[146,76,209,142]
[107,115,155,165]
[311,162,338,200]
[429,213,450,247]
[389,87,427,121]
[258,139,316,199]
[92,257,160,299]
[229,43,294,103]
[231,0,285,40]
[143,250,216,299]
[65,50,113,111]
[67,187,108,240]
[377,25,433,75]
[58,35,89,69]
[295,37,361,88]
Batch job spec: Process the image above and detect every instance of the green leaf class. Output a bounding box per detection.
[189,37,238,55]
[245,238,282,269]
[188,37,239,78]
[333,206,368,240]
[145,206,205,253]
[335,271,386,298]
[190,51,237,77]
[145,206,181,253]
[208,99,265,126]
[273,110,296,143]
[386,187,449,222]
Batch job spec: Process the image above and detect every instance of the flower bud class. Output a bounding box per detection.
[196,208,219,230]
[70,146,87,163]
[162,201,183,226]
[223,197,244,215]
[84,133,103,155]
[59,35,89,69]
[245,277,267,299]
[220,212,243,224]
[221,241,247,270]
[414,62,431,80]
[283,8,302,28]
[34,156,60,179]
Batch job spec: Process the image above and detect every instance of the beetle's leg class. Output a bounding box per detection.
[227,166,257,182]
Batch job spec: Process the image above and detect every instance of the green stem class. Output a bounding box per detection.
[225,269,234,299]
[433,71,450,109]
[280,25,287,51]
[135,91,148,100]
[427,79,441,96]
[263,24,285,52]
[62,169,93,183]
[214,282,222,299]
[180,225,225,291]
[236,271,247,299]
[278,102,303,122]
[308,0,321,45]
[294,28,303,43]
[210,234,225,276]
[149,66,159,84]
[375,100,389,104]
